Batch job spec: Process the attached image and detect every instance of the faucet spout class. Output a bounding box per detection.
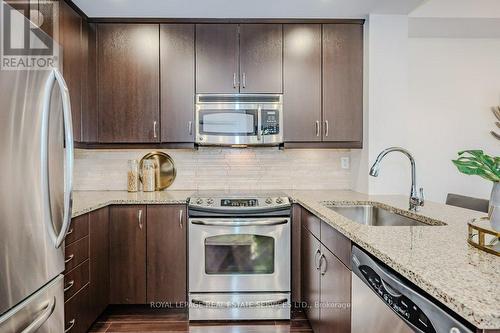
[369,147,424,211]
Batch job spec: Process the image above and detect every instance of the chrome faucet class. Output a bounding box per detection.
[369,147,424,211]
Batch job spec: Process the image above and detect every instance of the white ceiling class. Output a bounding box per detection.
[410,0,500,18]
[72,0,423,18]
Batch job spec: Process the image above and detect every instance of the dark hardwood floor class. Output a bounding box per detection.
[89,305,313,332]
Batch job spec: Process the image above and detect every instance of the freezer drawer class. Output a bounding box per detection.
[0,275,64,333]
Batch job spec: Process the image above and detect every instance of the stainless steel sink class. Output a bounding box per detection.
[328,205,440,226]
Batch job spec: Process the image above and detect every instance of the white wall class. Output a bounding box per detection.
[352,15,414,196]
[354,14,500,203]
[407,37,500,201]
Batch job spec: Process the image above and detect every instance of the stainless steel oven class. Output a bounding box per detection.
[195,94,283,146]
[188,193,291,320]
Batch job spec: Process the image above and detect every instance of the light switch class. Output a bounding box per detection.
[341,157,350,169]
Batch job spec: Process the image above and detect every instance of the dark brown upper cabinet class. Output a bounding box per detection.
[196,24,239,94]
[196,24,282,94]
[97,24,160,143]
[60,1,83,142]
[283,24,322,142]
[322,24,363,143]
[160,24,195,143]
[239,24,282,93]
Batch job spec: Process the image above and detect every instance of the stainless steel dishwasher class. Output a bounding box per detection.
[351,246,473,333]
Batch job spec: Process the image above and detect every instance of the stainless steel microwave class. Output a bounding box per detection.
[195,94,283,146]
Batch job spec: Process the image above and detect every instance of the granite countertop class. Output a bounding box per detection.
[72,190,500,329]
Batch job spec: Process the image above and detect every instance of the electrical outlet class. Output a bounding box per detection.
[341,157,350,169]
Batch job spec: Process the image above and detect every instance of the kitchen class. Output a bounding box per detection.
[0,0,499,332]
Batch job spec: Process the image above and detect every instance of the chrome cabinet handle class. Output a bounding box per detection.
[324,120,329,137]
[64,254,74,264]
[64,280,75,292]
[242,72,247,88]
[179,209,183,229]
[315,121,320,137]
[20,297,56,333]
[64,319,76,333]
[314,248,321,270]
[41,68,74,249]
[257,105,262,141]
[319,253,327,275]
[188,121,193,136]
[191,218,288,227]
[138,209,143,230]
[233,73,237,88]
[153,121,158,139]
[192,298,287,308]
[66,228,73,236]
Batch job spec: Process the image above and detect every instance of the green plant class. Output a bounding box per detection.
[452,150,500,182]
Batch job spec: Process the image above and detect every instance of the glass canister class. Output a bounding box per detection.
[127,159,139,192]
[142,159,156,192]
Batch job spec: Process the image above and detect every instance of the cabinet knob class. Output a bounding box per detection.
[324,120,329,137]
[315,121,320,137]
[153,121,158,139]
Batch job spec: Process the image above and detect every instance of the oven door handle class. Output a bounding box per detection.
[191,298,288,308]
[190,219,288,227]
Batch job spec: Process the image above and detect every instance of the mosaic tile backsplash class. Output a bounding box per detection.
[74,148,352,191]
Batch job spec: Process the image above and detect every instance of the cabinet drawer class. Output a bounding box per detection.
[65,285,90,333]
[302,209,321,239]
[320,220,351,269]
[65,236,89,272]
[66,214,89,246]
[64,260,90,300]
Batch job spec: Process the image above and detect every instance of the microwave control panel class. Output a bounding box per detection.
[261,110,280,135]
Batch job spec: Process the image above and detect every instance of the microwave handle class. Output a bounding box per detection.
[257,105,262,141]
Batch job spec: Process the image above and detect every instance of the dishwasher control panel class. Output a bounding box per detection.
[359,265,436,333]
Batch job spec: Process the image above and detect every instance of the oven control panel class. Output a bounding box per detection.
[188,195,290,210]
[221,199,258,207]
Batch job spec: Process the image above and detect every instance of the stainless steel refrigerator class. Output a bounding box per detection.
[0,2,74,332]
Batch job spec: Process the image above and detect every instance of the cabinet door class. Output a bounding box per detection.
[196,24,239,93]
[88,207,109,321]
[319,248,351,333]
[146,205,187,304]
[322,24,363,142]
[60,1,82,142]
[97,24,160,143]
[239,24,282,93]
[160,24,195,143]
[109,205,146,304]
[283,24,322,142]
[301,227,321,333]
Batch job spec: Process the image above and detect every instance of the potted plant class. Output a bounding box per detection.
[452,150,500,231]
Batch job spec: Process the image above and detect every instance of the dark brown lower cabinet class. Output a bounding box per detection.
[64,285,90,333]
[302,226,321,332]
[319,248,351,333]
[89,207,109,320]
[109,205,147,304]
[301,208,352,333]
[147,205,187,304]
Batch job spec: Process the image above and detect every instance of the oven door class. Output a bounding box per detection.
[189,217,290,293]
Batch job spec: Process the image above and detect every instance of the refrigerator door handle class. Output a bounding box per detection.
[19,297,56,333]
[41,69,74,249]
